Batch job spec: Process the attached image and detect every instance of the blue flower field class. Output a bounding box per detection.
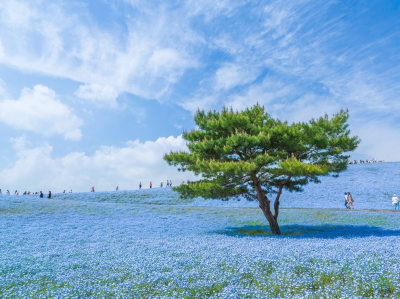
[1,163,400,298]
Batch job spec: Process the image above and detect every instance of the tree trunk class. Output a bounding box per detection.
[253,178,281,235]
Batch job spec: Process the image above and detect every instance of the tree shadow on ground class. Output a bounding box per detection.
[214,224,400,239]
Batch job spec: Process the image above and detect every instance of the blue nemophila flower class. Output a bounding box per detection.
[1,163,400,297]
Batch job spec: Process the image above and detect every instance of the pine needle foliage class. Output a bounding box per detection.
[164,104,360,234]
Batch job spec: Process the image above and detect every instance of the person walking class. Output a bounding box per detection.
[47,191,52,199]
[347,192,354,209]
[139,182,142,189]
[392,194,399,210]
[150,181,152,189]
[116,186,119,191]
[6,190,10,195]
[91,186,95,192]
[344,192,349,209]
[160,181,163,188]
[39,191,44,198]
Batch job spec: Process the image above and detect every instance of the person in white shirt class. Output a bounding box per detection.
[392,194,399,211]
[344,192,349,209]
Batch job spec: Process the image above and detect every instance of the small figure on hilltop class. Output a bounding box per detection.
[15,190,18,195]
[139,182,142,189]
[91,187,95,192]
[47,191,52,199]
[347,192,354,209]
[116,186,119,191]
[0,189,2,194]
[392,194,399,211]
[150,182,152,189]
[166,180,169,187]
[170,180,172,187]
[63,190,66,193]
[39,191,44,198]
[160,181,163,188]
[6,190,10,195]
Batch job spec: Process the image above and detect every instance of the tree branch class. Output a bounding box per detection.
[273,175,291,219]
[245,192,258,200]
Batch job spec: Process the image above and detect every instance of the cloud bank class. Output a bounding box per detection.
[0,135,196,192]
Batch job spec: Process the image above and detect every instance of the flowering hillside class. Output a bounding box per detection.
[1,162,400,297]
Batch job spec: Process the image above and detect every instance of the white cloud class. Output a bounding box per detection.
[224,78,296,111]
[0,39,4,59]
[215,63,259,90]
[0,85,83,140]
[75,84,119,108]
[179,94,218,114]
[186,0,248,21]
[10,134,28,151]
[0,78,6,97]
[0,0,200,101]
[0,0,33,29]
[0,135,197,192]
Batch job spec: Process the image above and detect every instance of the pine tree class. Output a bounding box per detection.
[164,104,360,235]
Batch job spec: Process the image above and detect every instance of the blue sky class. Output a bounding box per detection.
[0,0,399,192]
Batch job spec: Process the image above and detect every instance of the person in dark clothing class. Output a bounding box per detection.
[39,191,44,198]
[139,182,142,189]
[150,181,152,189]
[47,191,51,199]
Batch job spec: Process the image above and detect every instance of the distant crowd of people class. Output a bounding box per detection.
[0,181,173,197]
[1,187,398,212]
[139,180,172,189]
[0,190,53,198]
[349,158,385,164]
